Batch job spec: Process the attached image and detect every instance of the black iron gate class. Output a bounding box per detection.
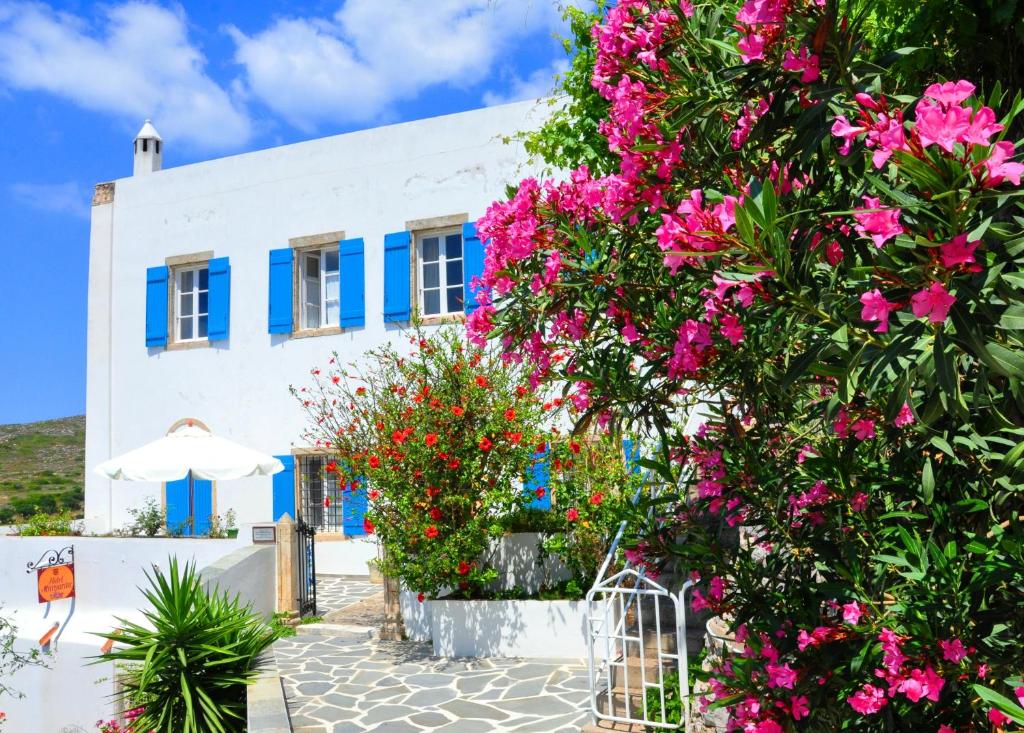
[296,516,317,617]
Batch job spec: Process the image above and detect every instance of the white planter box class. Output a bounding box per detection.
[428,598,606,659]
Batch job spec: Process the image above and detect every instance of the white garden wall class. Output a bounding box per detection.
[0,534,254,731]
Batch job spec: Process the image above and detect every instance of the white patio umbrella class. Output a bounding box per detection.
[94,419,283,532]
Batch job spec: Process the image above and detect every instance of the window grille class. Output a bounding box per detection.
[299,455,344,533]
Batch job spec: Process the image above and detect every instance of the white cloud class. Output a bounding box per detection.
[10,181,90,219]
[227,0,568,131]
[482,58,568,106]
[0,2,251,150]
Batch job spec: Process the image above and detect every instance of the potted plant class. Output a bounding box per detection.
[224,510,238,539]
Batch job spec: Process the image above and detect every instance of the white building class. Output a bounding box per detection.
[84,101,547,564]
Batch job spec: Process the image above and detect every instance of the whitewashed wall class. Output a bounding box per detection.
[84,100,548,537]
[0,535,251,731]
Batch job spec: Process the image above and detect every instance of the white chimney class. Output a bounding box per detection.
[133,119,162,175]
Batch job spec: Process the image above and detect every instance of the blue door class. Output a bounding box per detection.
[166,474,213,536]
[342,477,368,536]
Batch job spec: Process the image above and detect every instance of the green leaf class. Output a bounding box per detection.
[921,458,935,505]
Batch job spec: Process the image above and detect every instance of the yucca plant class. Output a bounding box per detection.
[95,558,279,733]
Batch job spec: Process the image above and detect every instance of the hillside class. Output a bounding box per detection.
[0,415,85,522]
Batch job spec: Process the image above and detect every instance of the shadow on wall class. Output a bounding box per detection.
[486,532,571,594]
[430,599,528,658]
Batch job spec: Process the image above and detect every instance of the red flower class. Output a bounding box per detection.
[589,492,604,506]
[363,517,375,534]
[368,455,381,469]
[325,461,338,473]
[570,441,582,454]
[505,431,522,445]
[324,497,331,508]
[475,375,489,388]
[331,375,341,384]
[392,430,407,445]
[425,433,438,447]
[516,385,528,397]
[425,525,439,539]
[504,408,516,421]
[417,592,425,603]
[429,507,442,521]
[451,405,465,417]
[457,560,471,576]
[368,489,380,500]
[479,437,493,452]
[447,458,461,469]
[535,487,546,500]
[356,386,367,396]
[566,507,579,522]
[426,486,441,497]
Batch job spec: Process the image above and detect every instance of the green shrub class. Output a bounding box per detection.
[122,497,166,538]
[0,506,15,525]
[96,558,279,733]
[16,510,76,537]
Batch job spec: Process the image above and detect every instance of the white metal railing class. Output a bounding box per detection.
[585,471,693,730]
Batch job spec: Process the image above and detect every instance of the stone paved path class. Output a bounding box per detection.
[316,576,383,617]
[274,635,590,732]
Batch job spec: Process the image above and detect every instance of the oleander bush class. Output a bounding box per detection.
[470,0,1024,729]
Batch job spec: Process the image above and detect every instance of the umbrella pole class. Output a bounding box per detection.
[188,470,195,537]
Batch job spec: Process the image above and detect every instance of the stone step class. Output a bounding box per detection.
[293,622,374,640]
[607,657,679,688]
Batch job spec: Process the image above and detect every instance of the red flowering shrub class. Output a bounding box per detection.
[470,0,1024,729]
[295,326,546,598]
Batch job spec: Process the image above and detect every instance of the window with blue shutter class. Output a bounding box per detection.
[272,455,296,521]
[338,237,365,328]
[145,265,169,347]
[524,444,552,510]
[343,476,369,536]
[462,221,485,315]
[268,248,293,334]
[383,231,411,322]
[207,256,230,341]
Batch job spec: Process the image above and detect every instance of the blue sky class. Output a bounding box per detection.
[0,0,574,424]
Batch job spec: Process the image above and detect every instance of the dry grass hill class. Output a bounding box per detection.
[0,415,84,522]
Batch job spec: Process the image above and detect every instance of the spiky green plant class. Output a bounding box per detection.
[95,558,279,733]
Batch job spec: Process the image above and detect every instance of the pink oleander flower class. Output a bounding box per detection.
[737,33,766,62]
[719,313,745,345]
[766,663,798,689]
[834,407,851,438]
[621,320,640,343]
[781,46,820,83]
[854,196,902,248]
[925,80,976,105]
[790,695,810,721]
[850,492,869,511]
[859,289,899,332]
[897,666,945,703]
[842,601,863,625]
[1016,686,1024,706]
[983,141,1024,187]
[911,282,956,323]
[939,234,979,269]
[962,105,1003,146]
[915,98,973,153]
[848,683,887,714]
[852,418,876,441]
[894,403,915,427]
[988,709,1010,727]
[938,726,955,733]
[939,638,969,663]
[825,241,844,265]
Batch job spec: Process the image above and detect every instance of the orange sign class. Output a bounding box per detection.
[37,564,75,604]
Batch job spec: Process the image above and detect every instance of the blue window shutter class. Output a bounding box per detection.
[165,477,188,533]
[193,479,213,535]
[339,237,365,328]
[383,231,411,322]
[272,455,296,521]
[524,444,552,510]
[207,256,230,342]
[343,476,369,536]
[268,249,293,334]
[623,438,642,474]
[463,222,485,315]
[145,265,168,347]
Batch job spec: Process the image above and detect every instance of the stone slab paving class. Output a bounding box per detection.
[316,576,384,617]
[274,635,590,733]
